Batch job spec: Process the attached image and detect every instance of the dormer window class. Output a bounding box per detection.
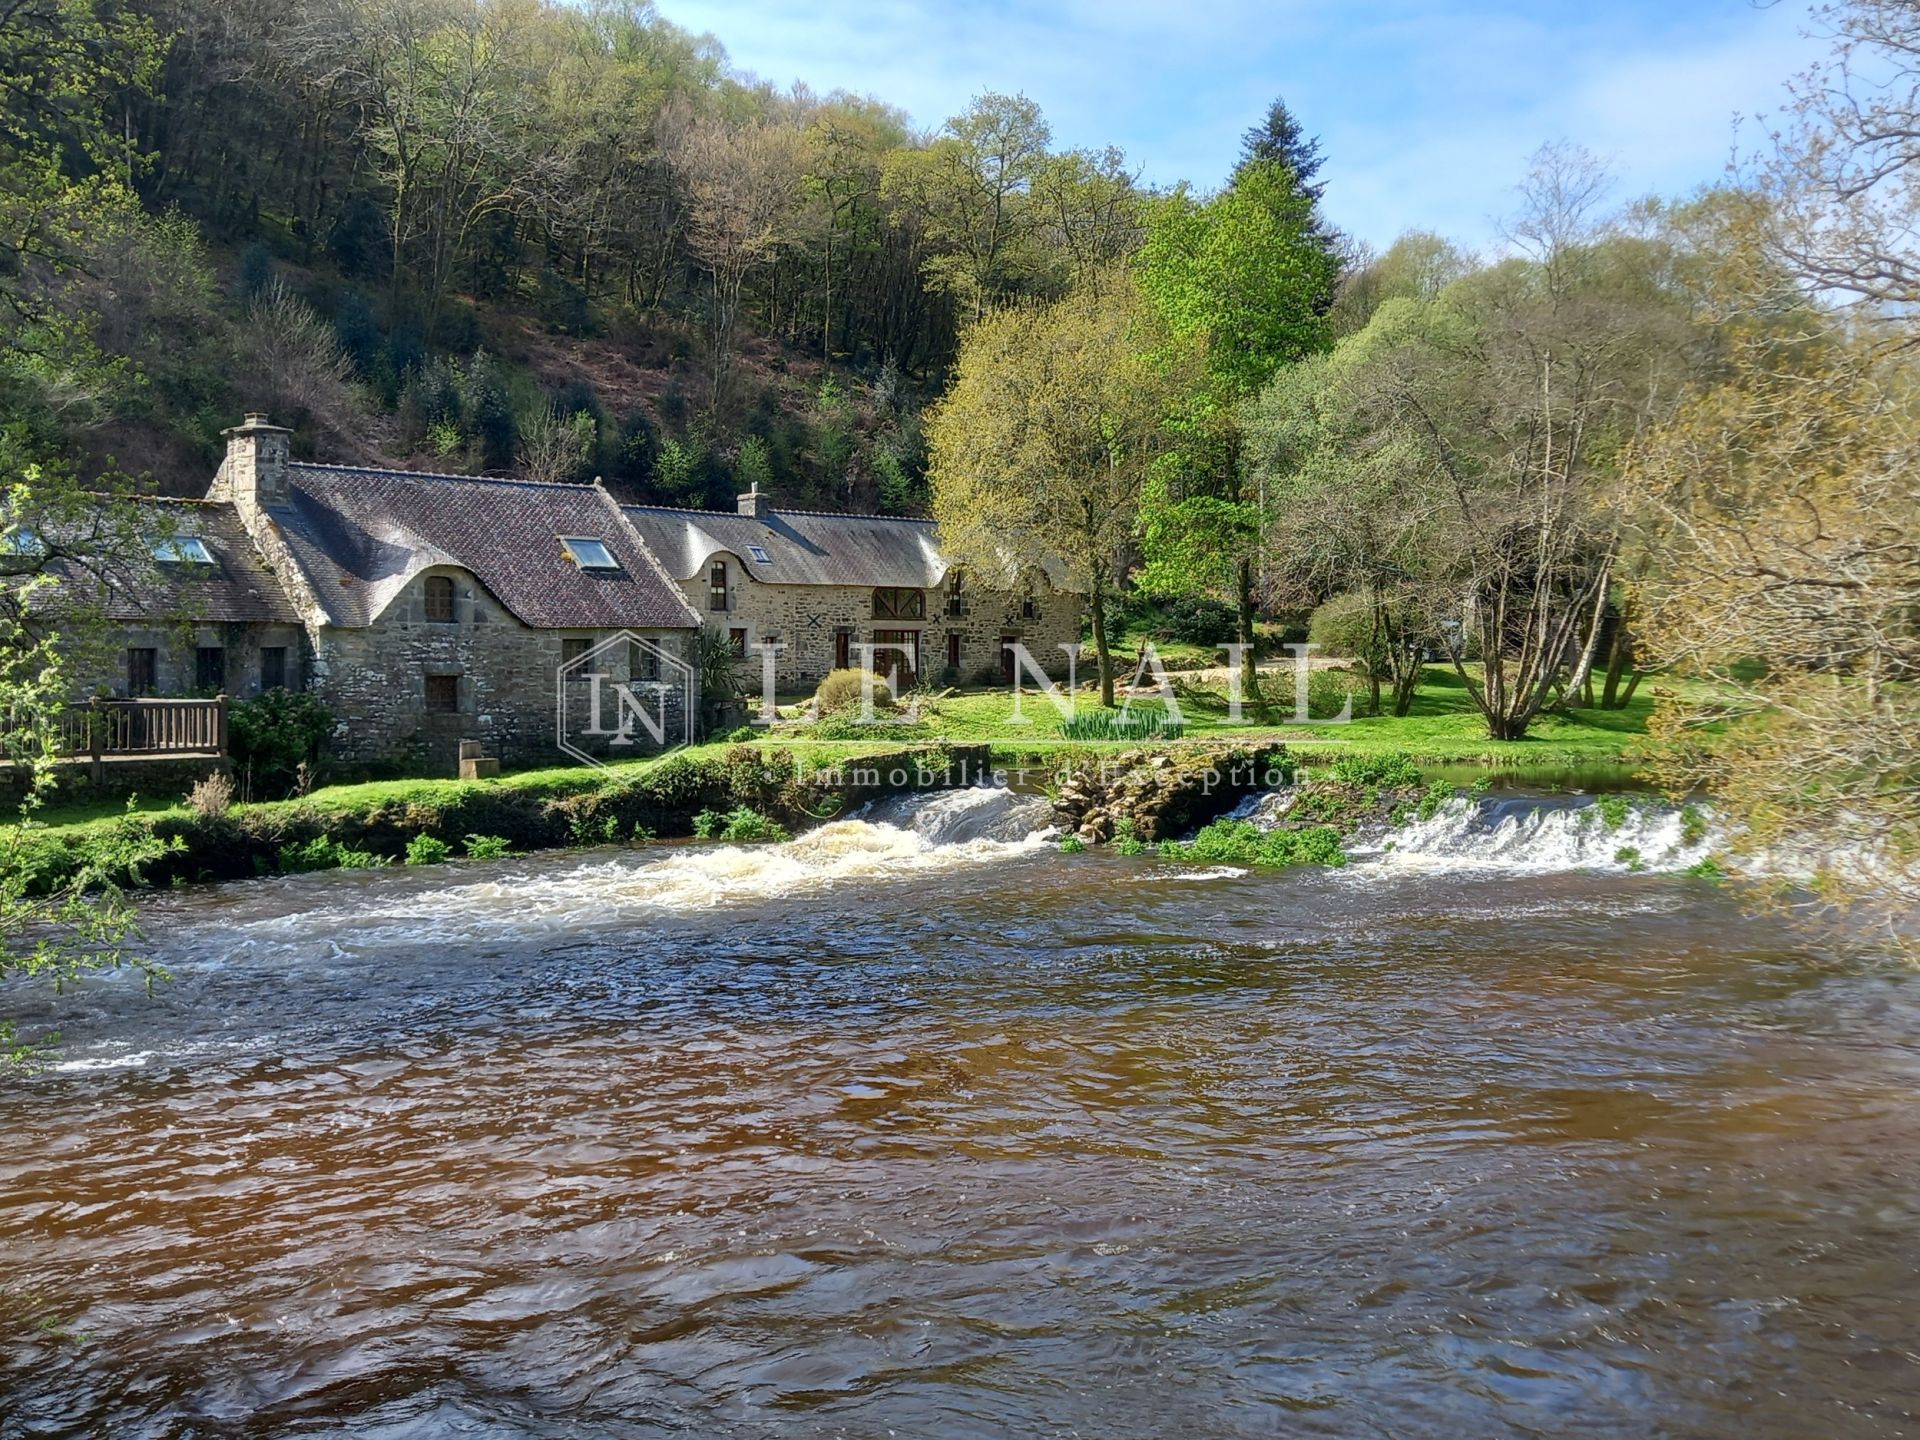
[945,570,965,617]
[424,574,456,622]
[151,535,214,565]
[709,560,730,611]
[747,544,772,565]
[560,537,620,570]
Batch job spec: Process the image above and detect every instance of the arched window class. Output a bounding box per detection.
[424,575,456,622]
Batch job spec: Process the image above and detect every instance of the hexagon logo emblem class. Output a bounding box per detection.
[555,630,697,771]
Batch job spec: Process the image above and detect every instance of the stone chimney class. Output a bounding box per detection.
[214,412,292,511]
[737,481,772,521]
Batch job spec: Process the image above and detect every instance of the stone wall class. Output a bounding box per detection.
[309,566,697,772]
[0,756,229,808]
[685,564,1084,695]
[78,620,309,699]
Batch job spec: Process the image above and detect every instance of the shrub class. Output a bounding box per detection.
[815,667,894,715]
[1307,593,1386,673]
[1111,817,1147,856]
[693,806,789,843]
[1160,819,1347,869]
[1148,594,1238,648]
[229,690,334,800]
[279,835,385,872]
[405,834,451,865]
[186,769,235,819]
[464,833,514,860]
[1299,668,1365,721]
[1328,752,1422,788]
[1058,834,1086,854]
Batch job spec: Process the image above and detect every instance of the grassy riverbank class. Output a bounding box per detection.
[3,664,1687,892]
[3,742,987,896]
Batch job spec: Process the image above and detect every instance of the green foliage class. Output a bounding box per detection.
[1309,593,1389,674]
[279,835,385,872]
[1684,855,1726,882]
[1137,593,1239,648]
[404,833,451,865]
[1134,159,1338,398]
[1057,834,1086,854]
[1059,709,1186,742]
[695,625,744,709]
[229,690,334,800]
[464,834,514,860]
[1680,805,1709,846]
[1111,817,1148,855]
[1415,779,1455,822]
[1593,794,1633,831]
[1327,752,1421,788]
[692,806,789,843]
[1614,845,1645,872]
[1160,819,1346,869]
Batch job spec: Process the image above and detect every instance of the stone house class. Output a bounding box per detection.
[69,496,307,702]
[621,485,1083,694]
[205,415,702,769]
[67,414,1084,771]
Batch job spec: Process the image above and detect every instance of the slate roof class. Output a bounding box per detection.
[621,504,953,589]
[270,465,698,630]
[48,499,302,625]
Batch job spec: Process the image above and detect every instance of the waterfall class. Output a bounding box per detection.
[215,787,1057,947]
[1359,795,1717,874]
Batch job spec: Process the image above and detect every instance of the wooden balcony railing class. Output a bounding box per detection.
[59,697,229,762]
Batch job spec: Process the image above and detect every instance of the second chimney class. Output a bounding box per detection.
[737,481,772,521]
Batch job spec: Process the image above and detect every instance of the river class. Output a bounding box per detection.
[2,788,1917,1438]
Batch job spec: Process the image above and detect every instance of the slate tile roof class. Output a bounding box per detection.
[271,465,698,630]
[620,504,952,589]
[50,499,302,625]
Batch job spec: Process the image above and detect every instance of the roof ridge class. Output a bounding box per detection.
[621,502,935,525]
[291,461,601,493]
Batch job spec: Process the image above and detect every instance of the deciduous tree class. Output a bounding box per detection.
[927,278,1185,706]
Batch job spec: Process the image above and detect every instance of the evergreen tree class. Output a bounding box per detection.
[1236,98,1325,199]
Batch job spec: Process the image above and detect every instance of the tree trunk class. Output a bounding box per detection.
[1236,556,1260,699]
[1601,600,1634,708]
[1091,570,1115,709]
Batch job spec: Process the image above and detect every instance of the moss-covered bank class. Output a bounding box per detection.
[8,743,991,895]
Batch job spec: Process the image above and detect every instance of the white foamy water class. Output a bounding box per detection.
[1361,796,1717,875]
[216,788,1056,950]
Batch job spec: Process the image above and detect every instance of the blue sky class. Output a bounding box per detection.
[654,0,1827,252]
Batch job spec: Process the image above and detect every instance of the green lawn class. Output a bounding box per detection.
[801,664,1697,770]
[9,665,1689,845]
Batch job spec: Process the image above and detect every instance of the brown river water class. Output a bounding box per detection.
[2,788,1918,1438]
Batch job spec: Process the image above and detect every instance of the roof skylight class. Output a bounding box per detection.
[560,537,620,570]
[747,544,772,565]
[151,535,214,564]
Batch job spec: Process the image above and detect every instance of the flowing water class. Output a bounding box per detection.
[3,787,1919,1438]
